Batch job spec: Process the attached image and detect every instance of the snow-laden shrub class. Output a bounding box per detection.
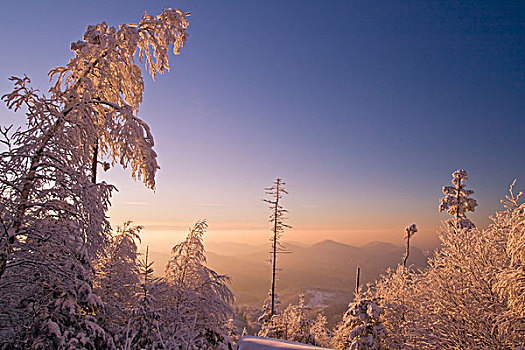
[373,180,525,349]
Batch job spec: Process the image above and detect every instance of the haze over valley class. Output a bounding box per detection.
[146,239,428,326]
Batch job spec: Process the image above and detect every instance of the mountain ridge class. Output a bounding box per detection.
[145,238,428,326]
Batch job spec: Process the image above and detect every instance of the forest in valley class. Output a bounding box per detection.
[0,5,524,350]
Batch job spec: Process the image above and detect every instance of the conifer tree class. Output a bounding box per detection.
[282,294,315,344]
[439,169,477,230]
[310,313,332,348]
[332,295,386,350]
[258,291,284,339]
[94,221,142,347]
[125,247,165,349]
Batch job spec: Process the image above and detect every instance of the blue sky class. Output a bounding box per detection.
[1,1,524,250]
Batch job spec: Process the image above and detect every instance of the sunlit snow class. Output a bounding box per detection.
[237,336,333,350]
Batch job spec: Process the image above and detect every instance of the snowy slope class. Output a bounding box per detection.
[236,336,333,350]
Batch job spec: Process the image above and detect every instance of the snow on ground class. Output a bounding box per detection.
[236,336,333,350]
[304,289,337,309]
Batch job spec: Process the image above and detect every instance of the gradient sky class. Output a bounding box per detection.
[1,1,524,253]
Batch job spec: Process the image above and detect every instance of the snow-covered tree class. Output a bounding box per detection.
[0,8,189,279]
[310,313,332,348]
[372,266,422,350]
[94,221,142,347]
[0,114,114,348]
[439,169,478,230]
[258,290,283,338]
[332,295,386,350]
[258,314,287,340]
[0,231,114,348]
[412,221,511,348]
[164,220,234,349]
[373,179,524,349]
[226,318,240,346]
[258,293,329,347]
[282,294,315,345]
[48,8,189,189]
[491,181,525,345]
[263,178,291,318]
[0,7,189,348]
[258,291,280,324]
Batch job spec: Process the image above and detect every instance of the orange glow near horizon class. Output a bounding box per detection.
[108,213,446,256]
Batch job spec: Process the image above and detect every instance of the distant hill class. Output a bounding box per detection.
[145,240,427,323]
[146,239,429,327]
[206,239,427,303]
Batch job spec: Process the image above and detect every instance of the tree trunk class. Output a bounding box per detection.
[270,184,280,317]
[404,234,410,267]
[91,138,99,184]
[355,266,360,295]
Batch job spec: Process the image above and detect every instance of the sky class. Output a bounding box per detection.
[1,1,524,253]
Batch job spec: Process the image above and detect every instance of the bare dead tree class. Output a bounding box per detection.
[403,224,417,267]
[355,265,360,296]
[263,178,291,317]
